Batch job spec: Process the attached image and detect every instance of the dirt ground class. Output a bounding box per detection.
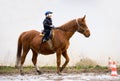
[0,66,120,81]
[0,73,120,81]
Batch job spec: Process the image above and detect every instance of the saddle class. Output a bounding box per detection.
[40,30,54,50]
[40,29,54,41]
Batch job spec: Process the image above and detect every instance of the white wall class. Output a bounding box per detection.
[0,0,120,66]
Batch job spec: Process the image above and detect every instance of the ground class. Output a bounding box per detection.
[0,73,120,81]
[0,66,120,81]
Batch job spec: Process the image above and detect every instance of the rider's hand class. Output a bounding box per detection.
[50,25,54,28]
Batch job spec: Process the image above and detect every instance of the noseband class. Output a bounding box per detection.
[76,19,88,33]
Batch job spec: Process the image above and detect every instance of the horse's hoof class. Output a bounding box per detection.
[20,70,24,76]
[57,72,62,75]
[37,70,42,75]
[20,72,24,76]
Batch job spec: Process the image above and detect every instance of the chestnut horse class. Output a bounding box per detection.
[15,15,90,75]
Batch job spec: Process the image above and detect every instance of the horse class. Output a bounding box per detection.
[15,15,90,75]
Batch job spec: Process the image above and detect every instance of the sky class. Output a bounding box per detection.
[0,0,120,66]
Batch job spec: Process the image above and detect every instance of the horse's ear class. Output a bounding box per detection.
[82,15,86,21]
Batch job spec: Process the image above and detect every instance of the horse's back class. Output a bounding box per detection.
[20,30,40,38]
[22,30,40,35]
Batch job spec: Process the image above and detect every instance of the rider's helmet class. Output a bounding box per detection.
[45,11,53,16]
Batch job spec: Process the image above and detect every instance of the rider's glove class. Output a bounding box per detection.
[50,25,54,28]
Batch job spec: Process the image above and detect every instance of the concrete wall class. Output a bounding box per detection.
[0,0,120,66]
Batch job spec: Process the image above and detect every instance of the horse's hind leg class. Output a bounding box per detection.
[20,48,29,75]
[60,50,69,72]
[31,49,42,74]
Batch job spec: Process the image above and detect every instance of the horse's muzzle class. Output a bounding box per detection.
[84,29,90,37]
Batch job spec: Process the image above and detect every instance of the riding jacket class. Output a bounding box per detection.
[43,17,53,30]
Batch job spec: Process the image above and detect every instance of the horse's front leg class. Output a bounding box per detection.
[56,49,62,74]
[60,50,69,72]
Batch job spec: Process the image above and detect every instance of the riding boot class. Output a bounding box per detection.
[42,36,47,43]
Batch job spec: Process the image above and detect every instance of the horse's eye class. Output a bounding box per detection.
[80,24,84,27]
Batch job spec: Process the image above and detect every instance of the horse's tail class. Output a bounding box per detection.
[15,33,24,68]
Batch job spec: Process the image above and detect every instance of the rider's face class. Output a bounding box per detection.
[47,14,52,18]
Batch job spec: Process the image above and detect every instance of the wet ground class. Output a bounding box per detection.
[0,73,120,81]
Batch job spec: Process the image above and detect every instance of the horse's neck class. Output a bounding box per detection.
[59,19,77,40]
[64,28,76,40]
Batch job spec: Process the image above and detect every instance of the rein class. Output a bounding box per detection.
[54,19,78,32]
[54,27,75,32]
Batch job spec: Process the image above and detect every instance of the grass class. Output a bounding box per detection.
[0,66,15,73]
[1,57,120,75]
[0,65,113,75]
[75,57,97,67]
[72,58,111,73]
[0,58,120,75]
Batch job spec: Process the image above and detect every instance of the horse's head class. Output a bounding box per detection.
[76,15,90,37]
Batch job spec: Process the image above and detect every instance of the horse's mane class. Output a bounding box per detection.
[57,19,76,30]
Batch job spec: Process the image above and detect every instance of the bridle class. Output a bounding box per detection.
[76,18,88,33]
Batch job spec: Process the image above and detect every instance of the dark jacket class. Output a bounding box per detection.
[43,17,53,30]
